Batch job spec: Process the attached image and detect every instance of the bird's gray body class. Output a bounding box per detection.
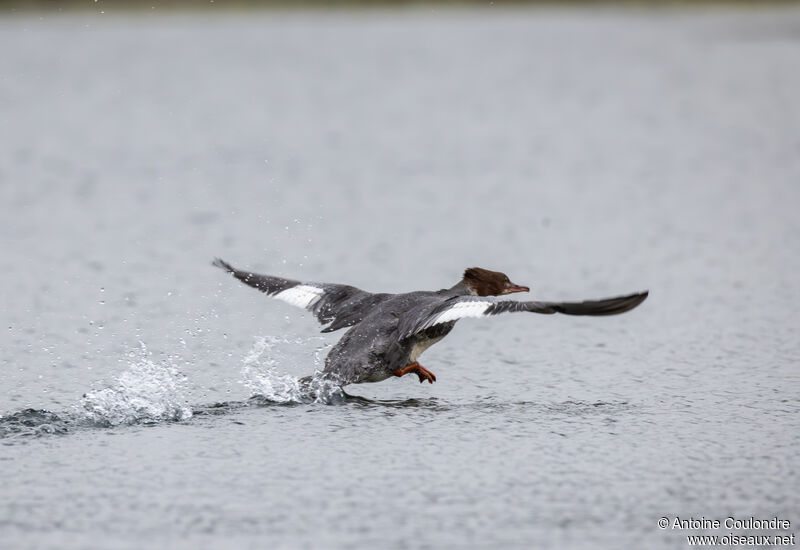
[212,258,648,388]
[321,291,459,384]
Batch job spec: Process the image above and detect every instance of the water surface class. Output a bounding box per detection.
[1,7,799,549]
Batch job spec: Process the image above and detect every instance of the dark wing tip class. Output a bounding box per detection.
[572,290,649,316]
[542,290,649,317]
[624,290,649,311]
[598,289,649,315]
[212,258,235,273]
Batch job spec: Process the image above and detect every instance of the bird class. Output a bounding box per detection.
[212,259,647,387]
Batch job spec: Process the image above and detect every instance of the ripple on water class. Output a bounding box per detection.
[0,408,71,439]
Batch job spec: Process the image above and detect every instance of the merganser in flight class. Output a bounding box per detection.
[213,259,647,386]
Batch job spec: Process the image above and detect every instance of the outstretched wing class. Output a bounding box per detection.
[399,291,648,339]
[213,258,390,332]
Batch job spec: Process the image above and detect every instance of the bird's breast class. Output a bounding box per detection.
[408,335,446,362]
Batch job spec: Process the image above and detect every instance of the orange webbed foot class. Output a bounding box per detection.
[393,362,437,384]
[414,364,436,384]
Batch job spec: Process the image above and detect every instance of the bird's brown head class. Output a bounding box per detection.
[462,267,530,297]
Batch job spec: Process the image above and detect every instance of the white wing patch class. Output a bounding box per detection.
[274,285,324,309]
[422,300,492,330]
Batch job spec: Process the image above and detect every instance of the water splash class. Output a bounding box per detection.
[1,343,193,440]
[1,337,345,440]
[240,336,343,404]
[76,343,192,426]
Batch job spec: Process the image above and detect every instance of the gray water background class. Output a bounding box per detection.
[1,6,799,549]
